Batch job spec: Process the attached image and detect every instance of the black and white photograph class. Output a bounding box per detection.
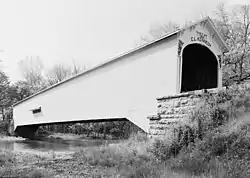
[0,0,249,177]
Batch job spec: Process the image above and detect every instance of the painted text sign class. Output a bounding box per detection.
[191,31,211,47]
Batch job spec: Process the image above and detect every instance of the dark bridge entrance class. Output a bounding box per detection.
[181,43,218,92]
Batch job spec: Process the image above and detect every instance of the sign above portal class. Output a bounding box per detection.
[191,31,211,47]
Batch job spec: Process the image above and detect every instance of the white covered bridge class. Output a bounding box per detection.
[13,17,229,137]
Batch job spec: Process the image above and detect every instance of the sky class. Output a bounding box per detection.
[0,0,248,82]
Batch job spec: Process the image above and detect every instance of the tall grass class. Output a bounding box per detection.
[73,86,250,177]
[0,150,51,178]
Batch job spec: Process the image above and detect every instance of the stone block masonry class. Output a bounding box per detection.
[148,88,221,137]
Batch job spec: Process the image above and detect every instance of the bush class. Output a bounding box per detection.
[149,138,180,161]
[171,114,250,177]
[128,131,148,143]
[148,124,199,162]
[0,120,9,135]
[35,127,51,137]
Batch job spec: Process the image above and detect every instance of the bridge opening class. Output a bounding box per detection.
[15,119,145,139]
[181,43,218,92]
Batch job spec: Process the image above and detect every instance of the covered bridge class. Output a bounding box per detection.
[13,17,229,137]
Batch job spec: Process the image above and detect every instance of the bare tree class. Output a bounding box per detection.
[18,56,46,93]
[214,4,250,85]
[135,21,180,46]
[45,59,87,85]
[45,63,72,86]
[0,72,10,121]
[71,58,86,76]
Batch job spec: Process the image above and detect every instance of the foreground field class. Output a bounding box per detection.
[0,149,92,177]
[0,136,224,178]
[1,86,250,177]
[0,129,249,178]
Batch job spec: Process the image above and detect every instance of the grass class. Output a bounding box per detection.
[0,150,53,178]
[0,85,250,177]
[0,150,16,167]
[72,133,227,177]
[0,135,26,141]
[71,86,250,177]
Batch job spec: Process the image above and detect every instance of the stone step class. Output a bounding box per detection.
[150,123,179,130]
[149,115,189,126]
[159,114,189,119]
[157,97,200,109]
[150,117,185,124]
[147,115,161,120]
[149,128,175,137]
[157,106,197,115]
[148,129,169,135]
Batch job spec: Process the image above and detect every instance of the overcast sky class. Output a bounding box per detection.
[0,0,248,82]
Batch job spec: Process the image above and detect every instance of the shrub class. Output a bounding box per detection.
[172,114,250,177]
[200,115,250,158]
[187,87,250,139]
[148,138,181,161]
[128,131,148,143]
[0,120,9,135]
[35,127,51,137]
[175,124,197,148]
[190,97,229,139]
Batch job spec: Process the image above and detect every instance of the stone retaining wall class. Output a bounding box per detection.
[148,88,221,137]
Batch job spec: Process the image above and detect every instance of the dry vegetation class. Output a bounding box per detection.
[1,85,250,177]
[71,85,250,177]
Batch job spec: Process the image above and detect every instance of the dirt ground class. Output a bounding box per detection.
[0,135,113,178]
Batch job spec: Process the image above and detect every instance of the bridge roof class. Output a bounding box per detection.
[13,16,229,107]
